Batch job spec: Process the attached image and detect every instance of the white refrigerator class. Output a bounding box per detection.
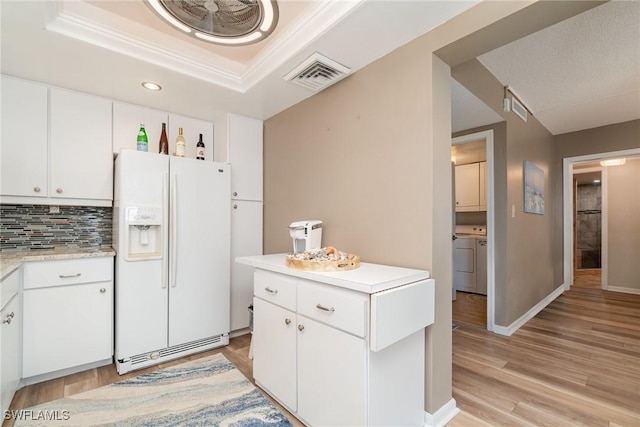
[113,150,230,374]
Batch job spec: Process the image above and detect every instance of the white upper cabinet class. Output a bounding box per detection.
[479,161,487,211]
[228,114,263,201]
[1,76,49,198]
[1,76,113,206]
[113,102,168,155]
[455,162,480,212]
[50,88,113,202]
[168,114,214,161]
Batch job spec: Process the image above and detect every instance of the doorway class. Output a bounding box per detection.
[573,166,603,288]
[563,148,640,291]
[451,130,495,331]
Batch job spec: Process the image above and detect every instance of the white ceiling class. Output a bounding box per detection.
[2,1,637,136]
[0,0,478,121]
[454,0,640,136]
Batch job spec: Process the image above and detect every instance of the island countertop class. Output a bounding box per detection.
[0,247,116,280]
[236,253,430,294]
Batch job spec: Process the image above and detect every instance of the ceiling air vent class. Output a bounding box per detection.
[284,53,351,91]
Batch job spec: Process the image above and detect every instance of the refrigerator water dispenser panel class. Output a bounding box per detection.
[124,206,163,261]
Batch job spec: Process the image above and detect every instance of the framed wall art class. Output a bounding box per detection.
[524,160,545,215]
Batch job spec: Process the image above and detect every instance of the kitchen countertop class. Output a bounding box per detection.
[236,253,430,294]
[0,247,116,280]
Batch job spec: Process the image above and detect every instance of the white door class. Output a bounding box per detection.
[1,294,21,412]
[115,151,169,359]
[297,316,366,426]
[168,157,230,346]
[0,76,48,198]
[231,200,263,331]
[252,298,297,411]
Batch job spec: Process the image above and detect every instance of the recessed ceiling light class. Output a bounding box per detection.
[142,81,162,91]
[146,0,279,46]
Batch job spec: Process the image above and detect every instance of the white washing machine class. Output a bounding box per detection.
[453,225,487,295]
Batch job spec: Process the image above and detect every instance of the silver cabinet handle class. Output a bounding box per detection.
[316,303,335,312]
[56,188,63,193]
[298,324,305,331]
[59,273,81,278]
[285,318,291,325]
[2,312,14,325]
[233,204,238,209]
[233,192,238,197]
[265,287,278,294]
[34,186,41,193]
[100,288,106,293]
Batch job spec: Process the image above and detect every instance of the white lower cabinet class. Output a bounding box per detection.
[251,264,432,426]
[22,258,114,379]
[1,269,22,414]
[297,316,366,426]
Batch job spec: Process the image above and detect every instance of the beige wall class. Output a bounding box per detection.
[607,157,640,289]
[262,0,602,416]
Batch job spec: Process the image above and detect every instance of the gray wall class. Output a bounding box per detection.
[452,59,557,327]
[553,120,640,285]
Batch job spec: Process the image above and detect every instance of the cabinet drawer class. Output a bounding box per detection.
[254,270,296,311]
[298,280,368,337]
[23,258,113,289]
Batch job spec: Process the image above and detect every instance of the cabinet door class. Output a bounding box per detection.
[231,200,262,331]
[455,163,480,211]
[253,298,297,411]
[0,76,48,198]
[168,114,214,161]
[50,88,113,201]
[479,161,487,211]
[1,294,21,413]
[297,316,366,426]
[228,114,263,201]
[23,281,113,378]
[113,102,168,154]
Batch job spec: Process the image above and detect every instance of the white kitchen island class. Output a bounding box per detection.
[236,253,435,427]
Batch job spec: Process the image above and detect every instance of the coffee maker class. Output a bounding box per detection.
[289,220,323,253]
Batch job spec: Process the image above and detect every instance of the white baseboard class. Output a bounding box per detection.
[493,285,565,337]
[424,398,459,427]
[603,286,640,295]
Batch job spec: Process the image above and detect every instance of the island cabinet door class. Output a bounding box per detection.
[297,315,367,426]
[252,298,297,411]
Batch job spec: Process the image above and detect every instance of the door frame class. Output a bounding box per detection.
[563,148,640,290]
[452,130,495,332]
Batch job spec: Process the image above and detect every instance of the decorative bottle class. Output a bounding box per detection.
[136,123,148,152]
[196,133,205,160]
[159,123,169,154]
[175,127,186,157]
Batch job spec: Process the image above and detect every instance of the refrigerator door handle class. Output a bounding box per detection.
[161,172,169,289]
[170,173,178,287]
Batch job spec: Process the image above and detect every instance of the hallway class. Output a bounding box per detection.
[450,286,640,426]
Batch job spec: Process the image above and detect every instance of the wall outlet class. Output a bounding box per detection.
[49,205,60,214]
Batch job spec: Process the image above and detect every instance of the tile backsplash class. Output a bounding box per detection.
[0,204,112,252]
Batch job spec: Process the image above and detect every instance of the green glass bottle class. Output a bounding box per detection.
[137,123,148,152]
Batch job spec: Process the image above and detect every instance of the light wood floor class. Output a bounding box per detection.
[575,268,602,288]
[449,287,640,426]
[7,287,639,427]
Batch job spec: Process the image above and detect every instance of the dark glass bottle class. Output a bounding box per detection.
[159,122,169,154]
[196,133,205,160]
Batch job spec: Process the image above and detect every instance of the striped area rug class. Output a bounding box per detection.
[14,354,292,426]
